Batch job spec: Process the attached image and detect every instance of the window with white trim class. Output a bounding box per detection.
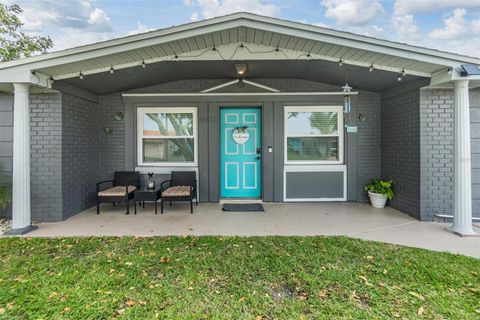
[137,107,197,166]
[284,106,343,164]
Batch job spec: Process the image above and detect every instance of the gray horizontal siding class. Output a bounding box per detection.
[0,95,13,218]
[470,88,480,218]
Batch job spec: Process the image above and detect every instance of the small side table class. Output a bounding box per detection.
[134,187,162,215]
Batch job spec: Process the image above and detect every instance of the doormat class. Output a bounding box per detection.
[222,203,264,212]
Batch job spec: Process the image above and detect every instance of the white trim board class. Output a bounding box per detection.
[284,105,344,165]
[136,107,198,167]
[283,165,347,202]
[201,79,280,93]
[123,92,359,97]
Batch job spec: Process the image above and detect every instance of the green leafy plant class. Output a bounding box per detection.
[0,161,11,210]
[364,179,394,200]
[0,3,53,61]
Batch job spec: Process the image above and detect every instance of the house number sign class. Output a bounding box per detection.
[232,128,250,144]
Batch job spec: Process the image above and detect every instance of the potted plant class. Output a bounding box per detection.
[364,179,394,208]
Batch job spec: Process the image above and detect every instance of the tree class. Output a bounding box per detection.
[0,3,53,61]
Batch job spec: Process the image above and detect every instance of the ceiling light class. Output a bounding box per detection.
[401,69,406,76]
[141,60,146,68]
[235,64,247,76]
[79,72,84,80]
[339,59,343,66]
[369,64,374,72]
[109,66,114,74]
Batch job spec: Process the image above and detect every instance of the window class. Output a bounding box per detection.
[284,106,343,164]
[137,107,197,166]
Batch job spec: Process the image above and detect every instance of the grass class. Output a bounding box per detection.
[0,236,479,319]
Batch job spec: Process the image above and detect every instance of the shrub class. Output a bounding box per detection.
[0,161,11,210]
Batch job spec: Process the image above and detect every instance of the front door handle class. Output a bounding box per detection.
[254,156,260,160]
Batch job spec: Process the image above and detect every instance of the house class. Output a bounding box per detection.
[0,13,479,236]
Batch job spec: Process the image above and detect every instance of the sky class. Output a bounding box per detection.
[6,0,480,58]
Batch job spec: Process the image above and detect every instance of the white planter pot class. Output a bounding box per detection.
[368,191,388,208]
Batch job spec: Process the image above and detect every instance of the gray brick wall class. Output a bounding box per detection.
[357,91,381,202]
[62,94,99,219]
[30,93,63,222]
[381,89,421,219]
[419,89,455,220]
[98,94,125,180]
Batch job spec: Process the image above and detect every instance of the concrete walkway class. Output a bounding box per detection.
[27,203,480,258]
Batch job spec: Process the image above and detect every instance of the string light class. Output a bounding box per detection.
[447,67,452,75]
[71,44,424,84]
[49,76,54,84]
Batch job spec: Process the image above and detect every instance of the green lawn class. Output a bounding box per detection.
[0,237,479,319]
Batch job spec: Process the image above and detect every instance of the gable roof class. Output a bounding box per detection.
[0,12,479,84]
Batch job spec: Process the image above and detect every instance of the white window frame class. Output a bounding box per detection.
[137,107,198,166]
[284,106,344,165]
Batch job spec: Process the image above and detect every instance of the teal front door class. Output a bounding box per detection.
[220,108,262,198]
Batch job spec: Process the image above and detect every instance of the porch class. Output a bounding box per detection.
[26,203,480,258]
[1,13,480,237]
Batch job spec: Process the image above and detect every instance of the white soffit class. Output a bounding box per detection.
[0,13,479,82]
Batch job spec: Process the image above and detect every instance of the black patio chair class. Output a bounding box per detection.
[160,171,198,214]
[96,171,140,215]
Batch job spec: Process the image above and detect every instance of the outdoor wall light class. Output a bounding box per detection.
[235,64,247,76]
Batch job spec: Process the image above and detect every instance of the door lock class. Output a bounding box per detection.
[256,147,261,155]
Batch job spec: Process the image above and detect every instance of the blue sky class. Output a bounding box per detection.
[7,0,480,57]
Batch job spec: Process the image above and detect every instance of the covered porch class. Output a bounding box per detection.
[25,202,480,258]
[1,13,480,236]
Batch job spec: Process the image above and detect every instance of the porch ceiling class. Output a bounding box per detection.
[55,60,425,95]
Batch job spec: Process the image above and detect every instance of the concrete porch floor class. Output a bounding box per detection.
[27,203,480,258]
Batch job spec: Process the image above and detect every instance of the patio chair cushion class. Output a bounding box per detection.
[98,186,137,197]
[162,186,191,197]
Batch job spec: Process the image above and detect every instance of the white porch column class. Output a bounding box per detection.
[449,79,477,236]
[8,83,36,234]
